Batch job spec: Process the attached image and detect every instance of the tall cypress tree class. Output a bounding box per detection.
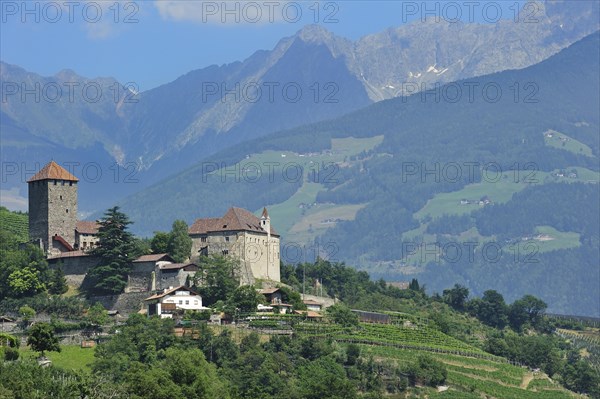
[89,206,136,295]
[168,220,192,263]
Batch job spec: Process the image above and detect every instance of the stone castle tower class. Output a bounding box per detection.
[28,161,79,255]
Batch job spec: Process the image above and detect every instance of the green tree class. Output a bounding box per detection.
[86,303,109,330]
[151,231,171,254]
[277,285,306,310]
[27,322,60,357]
[297,357,357,399]
[48,266,68,295]
[408,355,447,387]
[131,237,152,259]
[228,285,261,313]
[193,255,240,305]
[509,295,547,331]
[19,305,36,329]
[326,304,359,327]
[346,343,361,366]
[470,290,508,329]
[168,220,192,263]
[89,206,137,295]
[8,268,45,297]
[408,278,420,291]
[442,284,469,311]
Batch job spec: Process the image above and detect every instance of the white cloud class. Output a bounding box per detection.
[56,0,144,39]
[154,1,305,25]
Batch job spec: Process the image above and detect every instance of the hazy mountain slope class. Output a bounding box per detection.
[116,32,599,315]
[1,1,597,213]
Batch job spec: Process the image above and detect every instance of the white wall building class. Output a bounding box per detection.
[144,286,209,318]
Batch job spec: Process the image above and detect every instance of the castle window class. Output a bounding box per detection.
[53,180,57,185]
[225,236,229,242]
[201,237,207,243]
[60,195,63,200]
[185,300,189,305]
[66,209,69,213]
[222,250,229,255]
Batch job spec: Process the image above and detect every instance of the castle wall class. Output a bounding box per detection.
[28,180,49,251]
[125,261,158,293]
[89,292,150,316]
[157,270,195,290]
[190,231,280,283]
[48,255,100,291]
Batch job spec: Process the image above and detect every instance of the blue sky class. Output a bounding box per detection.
[1,1,526,91]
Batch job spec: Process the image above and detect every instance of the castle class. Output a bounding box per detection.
[27,161,99,255]
[27,161,281,291]
[189,207,280,283]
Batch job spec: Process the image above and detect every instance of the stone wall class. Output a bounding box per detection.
[89,292,150,316]
[47,180,78,254]
[28,179,49,251]
[125,261,157,293]
[49,254,99,291]
[191,230,281,283]
[28,179,78,255]
[157,269,195,290]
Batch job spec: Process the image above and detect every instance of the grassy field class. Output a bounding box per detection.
[19,345,95,372]
[414,174,532,220]
[415,168,599,221]
[530,226,580,253]
[208,136,384,239]
[544,130,594,157]
[261,181,325,234]
[286,203,367,245]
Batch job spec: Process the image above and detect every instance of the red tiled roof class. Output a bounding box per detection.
[188,218,222,235]
[76,221,100,235]
[133,253,175,263]
[52,235,74,251]
[189,207,278,236]
[27,161,79,182]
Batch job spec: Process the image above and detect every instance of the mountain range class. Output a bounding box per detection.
[1,0,598,212]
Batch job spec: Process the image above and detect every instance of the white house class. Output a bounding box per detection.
[144,286,209,318]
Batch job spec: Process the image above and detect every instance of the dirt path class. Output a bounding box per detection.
[440,359,498,372]
[520,372,534,389]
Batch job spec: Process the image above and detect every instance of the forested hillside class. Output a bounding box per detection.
[117,32,600,316]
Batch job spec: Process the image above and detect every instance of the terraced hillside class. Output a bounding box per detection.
[361,346,582,399]
[0,206,28,242]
